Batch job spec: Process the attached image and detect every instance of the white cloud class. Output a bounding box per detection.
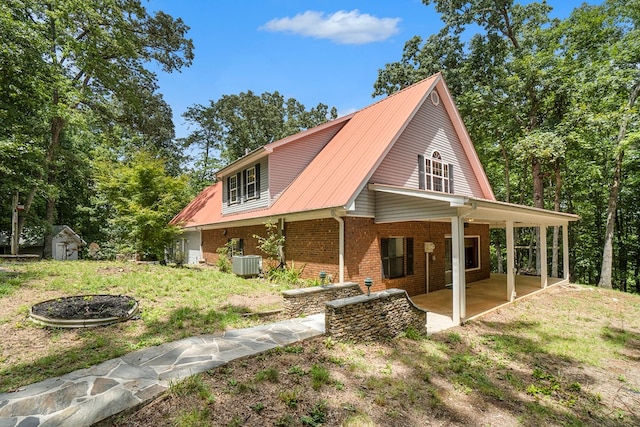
[260,10,400,45]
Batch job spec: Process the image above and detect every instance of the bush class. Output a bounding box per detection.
[216,245,232,273]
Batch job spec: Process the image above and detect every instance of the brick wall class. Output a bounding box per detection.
[201,224,270,265]
[201,218,490,297]
[282,282,363,317]
[325,289,427,341]
[284,219,340,280]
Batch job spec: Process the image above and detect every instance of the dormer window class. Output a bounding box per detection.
[225,163,261,206]
[418,151,454,194]
[229,175,238,204]
[245,166,256,199]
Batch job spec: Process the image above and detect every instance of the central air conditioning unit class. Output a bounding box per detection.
[232,255,262,277]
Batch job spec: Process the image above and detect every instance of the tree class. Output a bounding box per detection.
[183,91,338,171]
[2,0,194,257]
[557,0,640,288]
[96,151,191,260]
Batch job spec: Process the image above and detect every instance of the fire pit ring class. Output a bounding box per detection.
[29,294,139,328]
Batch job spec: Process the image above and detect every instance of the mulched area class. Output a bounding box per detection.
[31,295,137,319]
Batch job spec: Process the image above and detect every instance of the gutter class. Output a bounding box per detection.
[331,209,345,283]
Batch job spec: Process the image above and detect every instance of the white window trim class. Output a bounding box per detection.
[444,234,481,273]
[245,166,257,200]
[229,175,238,204]
[426,151,450,193]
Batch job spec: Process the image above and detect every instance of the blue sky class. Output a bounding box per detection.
[145,0,599,140]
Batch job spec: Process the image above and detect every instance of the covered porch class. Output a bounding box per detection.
[411,273,566,333]
[369,183,579,329]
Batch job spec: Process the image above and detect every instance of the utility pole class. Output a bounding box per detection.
[11,192,19,255]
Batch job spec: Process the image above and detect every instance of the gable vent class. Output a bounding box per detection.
[430,91,440,106]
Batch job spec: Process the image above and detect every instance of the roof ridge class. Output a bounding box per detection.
[353,73,441,116]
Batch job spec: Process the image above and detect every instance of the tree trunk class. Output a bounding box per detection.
[43,116,65,259]
[552,159,562,277]
[533,158,544,274]
[598,80,640,288]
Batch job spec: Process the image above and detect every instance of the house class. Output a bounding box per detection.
[0,225,86,260]
[171,73,578,325]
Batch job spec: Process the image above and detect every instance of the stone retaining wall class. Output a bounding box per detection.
[282,282,362,318]
[325,289,427,341]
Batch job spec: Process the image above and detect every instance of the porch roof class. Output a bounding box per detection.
[369,183,579,226]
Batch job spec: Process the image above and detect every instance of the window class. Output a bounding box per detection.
[445,235,481,272]
[228,238,243,256]
[228,175,238,204]
[245,166,256,199]
[381,237,414,279]
[426,151,449,192]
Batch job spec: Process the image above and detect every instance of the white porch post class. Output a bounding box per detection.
[540,225,548,288]
[506,220,515,302]
[451,216,466,323]
[562,223,569,281]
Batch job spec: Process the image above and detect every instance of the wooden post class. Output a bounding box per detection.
[11,192,19,255]
[451,216,466,323]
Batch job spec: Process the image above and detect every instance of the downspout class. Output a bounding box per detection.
[331,210,345,283]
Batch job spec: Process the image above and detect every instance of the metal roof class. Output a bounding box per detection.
[170,73,518,230]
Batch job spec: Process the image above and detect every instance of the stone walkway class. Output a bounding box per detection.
[0,314,325,427]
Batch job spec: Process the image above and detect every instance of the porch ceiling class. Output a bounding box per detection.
[369,183,579,227]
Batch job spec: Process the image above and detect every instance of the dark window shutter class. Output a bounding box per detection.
[255,163,261,199]
[449,163,454,194]
[418,155,425,190]
[226,177,230,206]
[237,172,242,201]
[407,238,414,276]
[242,170,247,201]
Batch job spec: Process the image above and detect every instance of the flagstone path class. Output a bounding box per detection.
[0,314,325,427]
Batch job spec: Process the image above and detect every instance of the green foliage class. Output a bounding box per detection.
[216,244,233,273]
[375,0,640,290]
[254,221,286,265]
[278,388,300,408]
[301,400,328,426]
[310,364,331,390]
[255,367,279,383]
[96,151,190,260]
[0,0,194,252]
[182,91,338,167]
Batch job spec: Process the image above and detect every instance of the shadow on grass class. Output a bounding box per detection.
[376,318,640,427]
[0,304,263,393]
[0,270,41,297]
[601,326,640,361]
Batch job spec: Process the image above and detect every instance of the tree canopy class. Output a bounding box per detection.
[375,0,640,290]
[182,90,338,185]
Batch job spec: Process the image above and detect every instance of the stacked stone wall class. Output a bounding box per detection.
[325,289,427,341]
[282,282,362,318]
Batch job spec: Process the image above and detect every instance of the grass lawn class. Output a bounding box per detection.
[2,261,640,426]
[116,284,640,427]
[0,260,291,393]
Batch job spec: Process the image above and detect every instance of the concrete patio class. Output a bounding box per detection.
[412,273,565,333]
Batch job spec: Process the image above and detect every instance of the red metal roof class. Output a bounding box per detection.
[170,183,221,227]
[171,73,496,229]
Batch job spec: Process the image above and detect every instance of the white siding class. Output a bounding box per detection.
[222,157,269,215]
[269,122,347,202]
[182,231,202,264]
[349,188,375,217]
[375,192,457,223]
[370,88,484,198]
